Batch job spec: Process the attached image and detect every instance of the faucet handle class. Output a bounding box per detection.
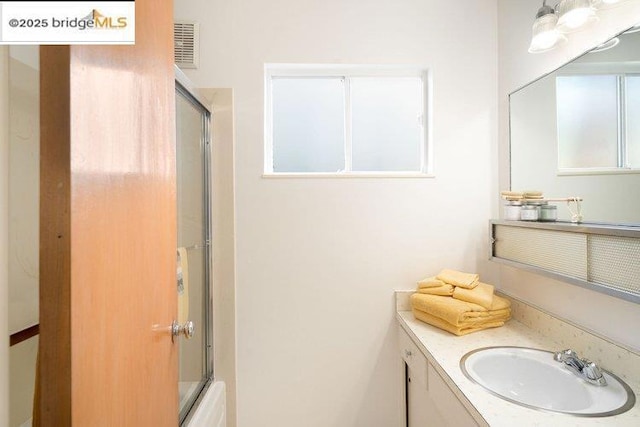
[554,348,578,362]
[554,349,585,372]
[583,361,607,386]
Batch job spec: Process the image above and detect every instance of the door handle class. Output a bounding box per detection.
[172,320,195,342]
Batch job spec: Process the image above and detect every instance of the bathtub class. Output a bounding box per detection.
[185,381,226,427]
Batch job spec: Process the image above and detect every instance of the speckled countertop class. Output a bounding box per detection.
[396,295,640,427]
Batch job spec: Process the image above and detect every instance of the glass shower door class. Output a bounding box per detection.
[175,83,212,423]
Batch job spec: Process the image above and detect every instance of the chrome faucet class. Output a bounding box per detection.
[554,349,607,386]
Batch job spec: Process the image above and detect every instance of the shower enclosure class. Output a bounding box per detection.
[175,70,214,424]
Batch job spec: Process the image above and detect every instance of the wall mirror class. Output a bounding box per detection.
[510,22,640,226]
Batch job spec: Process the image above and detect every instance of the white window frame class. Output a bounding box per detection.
[556,63,640,176]
[263,64,433,178]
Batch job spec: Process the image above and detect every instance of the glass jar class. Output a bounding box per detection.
[520,205,538,221]
[524,200,547,217]
[503,201,522,221]
[539,204,558,222]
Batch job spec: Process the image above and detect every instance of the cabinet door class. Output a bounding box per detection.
[407,364,436,427]
[427,363,478,427]
[407,363,449,427]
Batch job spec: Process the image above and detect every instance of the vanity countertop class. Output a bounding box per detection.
[397,307,640,426]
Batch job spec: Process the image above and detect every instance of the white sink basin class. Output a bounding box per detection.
[460,346,635,416]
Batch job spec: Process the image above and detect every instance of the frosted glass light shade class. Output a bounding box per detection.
[557,0,598,33]
[624,23,640,34]
[589,37,619,53]
[529,13,566,53]
[593,0,630,10]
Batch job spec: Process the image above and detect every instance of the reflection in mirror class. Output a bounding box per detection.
[510,23,640,225]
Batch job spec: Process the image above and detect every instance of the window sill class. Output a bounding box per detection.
[262,172,435,179]
[557,168,640,176]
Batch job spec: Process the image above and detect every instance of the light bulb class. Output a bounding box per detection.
[533,31,560,50]
[593,0,630,9]
[528,10,566,53]
[561,8,591,29]
[557,0,598,33]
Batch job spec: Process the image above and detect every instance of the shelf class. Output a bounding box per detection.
[489,220,640,304]
[490,219,640,237]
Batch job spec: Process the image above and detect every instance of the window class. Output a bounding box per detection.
[556,74,640,171]
[265,65,430,175]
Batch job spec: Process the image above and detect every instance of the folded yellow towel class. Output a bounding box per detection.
[417,276,446,289]
[523,190,543,197]
[410,293,511,326]
[436,269,479,289]
[487,295,511,311]
[412,309,509,336]
[453,282,495,310]
[417,284,454,296]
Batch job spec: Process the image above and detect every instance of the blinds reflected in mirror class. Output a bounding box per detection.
[556,74,640,170]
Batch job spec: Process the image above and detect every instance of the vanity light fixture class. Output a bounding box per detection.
[528,0,633,53]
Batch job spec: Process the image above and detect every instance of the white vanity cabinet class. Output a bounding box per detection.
[398,326,479,427]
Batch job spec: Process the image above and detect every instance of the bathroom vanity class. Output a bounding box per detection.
[396,291,640,426]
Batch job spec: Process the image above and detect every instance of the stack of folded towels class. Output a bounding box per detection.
[410,269,511,336]
[500,190,544,201]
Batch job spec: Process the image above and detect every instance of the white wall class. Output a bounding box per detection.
[498,0,640,351]
[9,337,37,427]
[8,47,40,335]
[6,47,39,427]
[1,46,11,427]
[176,1,498,426]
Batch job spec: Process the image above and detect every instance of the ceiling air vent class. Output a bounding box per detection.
[174,21,199,69]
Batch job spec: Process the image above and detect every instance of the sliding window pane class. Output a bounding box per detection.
[350,77,423,172]
[272,78,345,172]
[556,75,618,169]
[626,75,640,168]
